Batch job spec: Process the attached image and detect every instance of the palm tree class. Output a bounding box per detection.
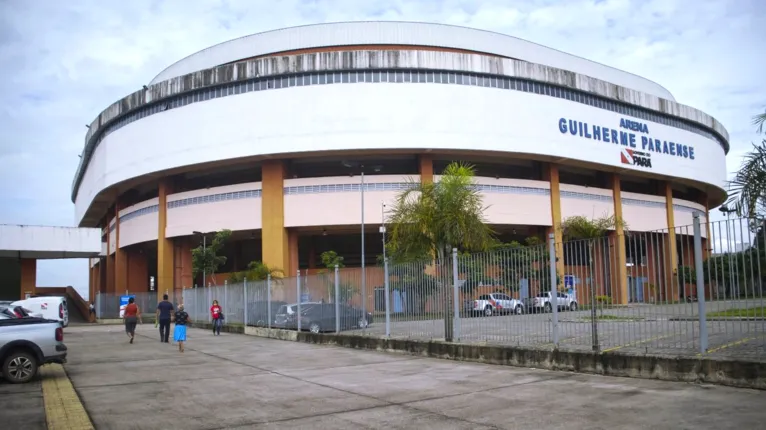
[560,214,627,352]
[727,140,766,219]
[387,161,494,340]
[754,110,766,134]
[228,261,284,283]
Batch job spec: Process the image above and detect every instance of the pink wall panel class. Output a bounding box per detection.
[560,184,614,221]
[118,197,159,247]
[166,199,262,238]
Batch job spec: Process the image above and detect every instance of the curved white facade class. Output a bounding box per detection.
[75,22,728,242]
[150,21,676,101]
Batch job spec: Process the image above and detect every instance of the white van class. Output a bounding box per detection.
[11,297,69,327]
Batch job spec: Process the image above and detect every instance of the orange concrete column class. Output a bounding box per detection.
[288,229,299,275]
[105,219,115,294]
[115,203,128,294]
[174,239,193,292]
[20,259,36,299]
[261,160,290,272]
[545,163,565,285]
[663,182,678,295]
[418,154,433,184]
[611,174,628,305]
[158,180,175,299]
[126,249,149,293]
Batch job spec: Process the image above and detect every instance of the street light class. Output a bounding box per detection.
[718,205,738,297]
[342,161,382,317]
[380,203,387,262]
[193,231,213,288]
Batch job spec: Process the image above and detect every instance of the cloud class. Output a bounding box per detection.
[0,0,764,298]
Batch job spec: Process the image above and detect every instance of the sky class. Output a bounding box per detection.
[0,0,764,299]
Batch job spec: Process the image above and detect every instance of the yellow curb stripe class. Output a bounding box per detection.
[602,333,676,353]
[40,363,94,430]
[697,337,757,356]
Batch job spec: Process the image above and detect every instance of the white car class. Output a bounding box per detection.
[526,292,578,313]
[11,297,68,327]
[466,293,524,317]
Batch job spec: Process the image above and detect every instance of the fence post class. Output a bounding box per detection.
[95,292,101,320]
[267,274,272,329]
[224,280,228,322]
[297,270,302,332]
[334,265,340,333]
[384,258,390,337]
[243,277,248,328]
[693,213,709,353]
[452,248,461,342]
[549,233,559,347]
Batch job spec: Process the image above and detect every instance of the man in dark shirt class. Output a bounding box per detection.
[155,295,174,343]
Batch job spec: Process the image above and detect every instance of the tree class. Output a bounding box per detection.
[754,110,766,135]
[228,261,284,283]
[386,162,494,340]
[318,250,356,303]
[559,214,627,351]
[191,229,231,286]
[727,140,766,219]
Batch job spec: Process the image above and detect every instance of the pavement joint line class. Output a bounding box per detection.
[698,337,758,355]
[40,363,95,430]
[135,329,569,429]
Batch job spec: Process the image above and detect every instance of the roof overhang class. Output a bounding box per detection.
[0,225,102,260]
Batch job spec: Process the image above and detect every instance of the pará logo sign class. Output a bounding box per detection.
[621,148,652,168]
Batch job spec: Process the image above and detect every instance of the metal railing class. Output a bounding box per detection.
[96,214,765,361]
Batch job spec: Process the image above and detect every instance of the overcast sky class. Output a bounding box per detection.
[0,0,764,300]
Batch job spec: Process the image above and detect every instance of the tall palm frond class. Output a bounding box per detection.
[726,140,766,218]
[386,161,494,262]
[754,111,766,134]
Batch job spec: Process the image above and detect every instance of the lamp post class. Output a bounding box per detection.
[380,203,387,262]
[342,161,382,316]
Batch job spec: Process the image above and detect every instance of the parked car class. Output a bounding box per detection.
[11,297,68,327]
[246,300,288,327]
[298,303,374,333]
[524,292,578,313]
[0,307,19,320]
[274,302,322,329]
[0,317,68,383]
[466,293,524,317]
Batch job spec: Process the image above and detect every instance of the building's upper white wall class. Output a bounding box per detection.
[75,83,727,226]
[150,21,675,100]
[0,225,101,259]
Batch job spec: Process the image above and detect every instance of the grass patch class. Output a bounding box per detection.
[707,307,766,318]
[578,315,644,322]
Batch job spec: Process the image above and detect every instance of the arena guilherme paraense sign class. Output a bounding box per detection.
[558,117,697,169]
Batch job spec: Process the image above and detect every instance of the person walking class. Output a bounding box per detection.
[89,302,96,323]
[123,297,142,344]
[155,294,174,343]
[173,304,190,353]
[210,300,223,336]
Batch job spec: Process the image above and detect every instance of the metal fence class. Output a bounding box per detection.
[94,291,158,320]
[96,214,765,362]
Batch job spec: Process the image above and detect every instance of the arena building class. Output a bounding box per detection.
[76,22,728,305]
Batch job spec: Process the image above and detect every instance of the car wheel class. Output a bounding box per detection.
[544,303,552,313]
[515,305,523,315]
[569,302,578,311]
[484,306,493,317]
[309,322,321,334]
[2,350,37,384]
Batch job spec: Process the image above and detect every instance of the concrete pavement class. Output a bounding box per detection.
[0,378,46,429]
[51,324,766,429]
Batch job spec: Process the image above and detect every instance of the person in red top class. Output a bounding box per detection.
[123,297,142,344]
[210,300,223,336]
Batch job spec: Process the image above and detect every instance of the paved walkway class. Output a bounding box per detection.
[6,324,766,429]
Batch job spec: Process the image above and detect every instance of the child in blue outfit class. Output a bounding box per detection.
[173,304,190,353]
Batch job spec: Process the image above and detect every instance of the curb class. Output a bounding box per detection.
[240,327,766,390]
[40,363,95,430]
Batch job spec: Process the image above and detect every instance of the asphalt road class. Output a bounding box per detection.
[349,300,766,361]
[40,325,766,429]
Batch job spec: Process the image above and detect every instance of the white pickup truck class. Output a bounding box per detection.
[524,292,578,313]
[465,293,524,317]
[0,316,68,383]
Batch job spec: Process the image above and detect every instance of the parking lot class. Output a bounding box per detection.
[5,324,764,429]
[348,301,766,361]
